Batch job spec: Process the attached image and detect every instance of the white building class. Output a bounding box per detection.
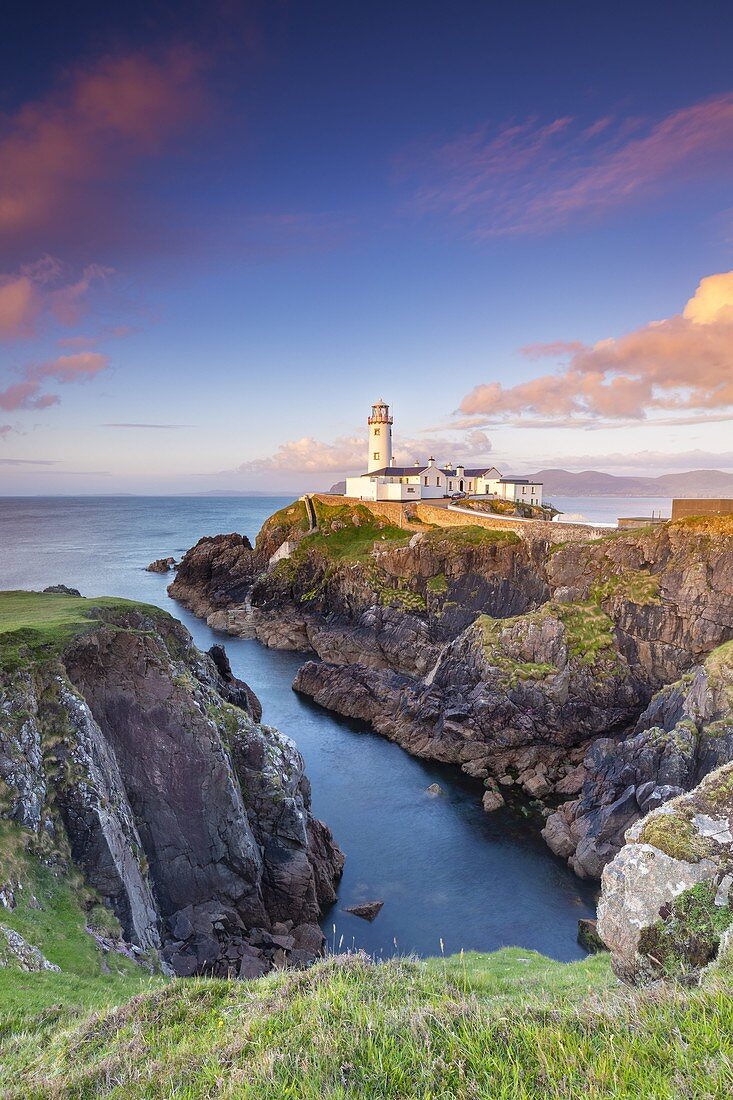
[344,400,543,506]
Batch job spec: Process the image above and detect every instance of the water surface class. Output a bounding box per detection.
[0,495,597,960]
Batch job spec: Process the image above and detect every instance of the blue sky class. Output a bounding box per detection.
[1,1,733,493]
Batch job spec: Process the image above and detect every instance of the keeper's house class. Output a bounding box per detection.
[344,400,543,505]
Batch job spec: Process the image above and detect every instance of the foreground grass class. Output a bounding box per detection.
[1,947,732,1098]
[0,590,170,670]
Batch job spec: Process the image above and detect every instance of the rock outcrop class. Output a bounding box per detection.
[0,596,343,977]
[543,640,733,879]
[168,499,733,882]
[597,762,733,983]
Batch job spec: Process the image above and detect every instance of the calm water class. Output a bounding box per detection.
[0,496,598,960]
[553,494,671,525]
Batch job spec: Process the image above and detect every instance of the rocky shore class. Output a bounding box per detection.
[168,497,733,886]
[0,592,343,977]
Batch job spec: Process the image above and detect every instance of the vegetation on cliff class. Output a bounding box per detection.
[3,944,733,1097]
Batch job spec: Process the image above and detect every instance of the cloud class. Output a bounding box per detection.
[399,93,733,237]
[0,351,109,410]
[0,456,57,466]
[0,258,111,340]
[0,48,206,255]
[459,271,733,424]
[239,428,492,474]
[102,422,189,429]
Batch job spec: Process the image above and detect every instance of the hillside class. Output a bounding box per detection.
[529,467,733,498]
[3,944,733,1097]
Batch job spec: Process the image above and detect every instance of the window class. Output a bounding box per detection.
[522,486,526,494]
[424,477,428,486]
[374,428,380,436]
[436,477,441,486]
[373,452,380,460]
[407,487,415,493]
[449,482,453,490]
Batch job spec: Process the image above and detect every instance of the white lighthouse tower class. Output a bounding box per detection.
[367,398,393,472]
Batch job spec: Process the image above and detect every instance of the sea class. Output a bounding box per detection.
[0,494,627,962]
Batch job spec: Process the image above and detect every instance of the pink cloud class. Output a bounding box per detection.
[0,48,206,254]
[400,94,733,237]
[459,271,733,423]
[0,351,109,411]
[0,258,110,340]
[239,429,492,475]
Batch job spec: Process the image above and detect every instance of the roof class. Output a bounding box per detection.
[362,466,426,478]
[499,476,543,485]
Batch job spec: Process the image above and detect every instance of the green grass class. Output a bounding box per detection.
[295,501,410,562]
[0,822,162,1029]
[421,524,520,549]
[4,948,733,1097]
[557,603,617,665]
[0,590,170,670]
[591,568,661,607]
[638,808,715,863]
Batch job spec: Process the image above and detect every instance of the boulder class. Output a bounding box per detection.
[482,789,505,813]
[146,557,177,574]
[345,900,384,922]
[597,762,733,983]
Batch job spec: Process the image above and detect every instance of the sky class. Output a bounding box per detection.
[1,0,733,495]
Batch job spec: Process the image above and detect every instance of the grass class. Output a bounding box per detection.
[0,590,170,670]
[295,501,410,562]
[3,948,733,1097]
[638,808,715,863]
[557,603,617,665]
[476,601,618,679]
[421,524,520,550]
[0,822,162,1029]
[591,568,661,607]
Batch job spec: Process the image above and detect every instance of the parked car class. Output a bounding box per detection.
[450,491,467,500]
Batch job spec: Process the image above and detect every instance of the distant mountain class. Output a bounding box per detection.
[328,481,346,495]
[528,469,733,498]
[182,490,297,498]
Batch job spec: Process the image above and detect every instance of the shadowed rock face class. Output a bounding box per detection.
[0,605,343,977]
[169,502,733,883]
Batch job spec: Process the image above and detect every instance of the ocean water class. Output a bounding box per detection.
[0,495,598,960]
[552,494,671,525]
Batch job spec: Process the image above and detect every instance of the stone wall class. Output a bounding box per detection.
[324,494,608,544]
[671,498,733,521]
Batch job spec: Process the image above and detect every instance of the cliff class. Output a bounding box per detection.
[0,591,343,978]
[169,500,733,881]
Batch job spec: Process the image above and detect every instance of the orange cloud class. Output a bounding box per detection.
[0,48,205,253]
[460,271,733,422]
[401,94,733,237]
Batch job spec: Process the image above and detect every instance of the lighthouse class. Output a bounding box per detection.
[367,399,393,472]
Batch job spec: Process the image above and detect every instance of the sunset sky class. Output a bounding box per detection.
[2,0,733,494]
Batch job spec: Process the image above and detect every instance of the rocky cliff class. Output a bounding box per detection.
[169,499,733,881]
[597,760,733,984]
[0,592,343,977]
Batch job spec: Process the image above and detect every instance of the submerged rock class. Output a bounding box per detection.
[345,900,384,922]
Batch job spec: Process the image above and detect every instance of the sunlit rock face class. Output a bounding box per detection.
[170,502,733,882]
[597,763,733,984]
